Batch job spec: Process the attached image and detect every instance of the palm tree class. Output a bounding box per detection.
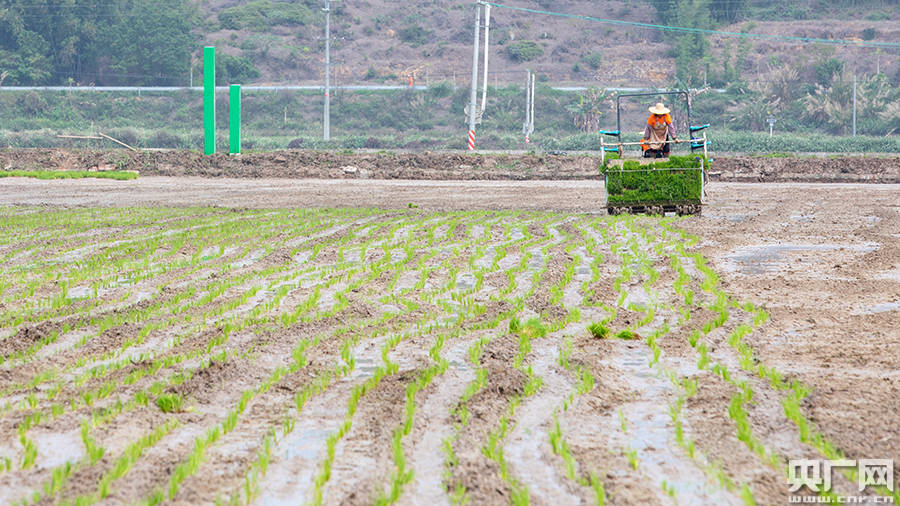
[566,88,614,133]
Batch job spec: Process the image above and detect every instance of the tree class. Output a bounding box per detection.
[802,73,900,135]
[671,0,712,87]
[0,0,196,85]
[109,0,198,86]
[566,88,613,133]
[709,0,747,23]
[216,54,260,85]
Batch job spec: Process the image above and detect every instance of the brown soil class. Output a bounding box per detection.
[0,175,898,504]
[0,322,61,358]
[1,149,898,183]
[711,155,900,183]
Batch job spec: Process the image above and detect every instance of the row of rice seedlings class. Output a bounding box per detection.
[198,213,491,503]
[309,215,515,503]
[648,238,758,502]
[6,207,353,331]
[0,211,316,366]
[308,325,431,505]
[609,218,750,493]
[67,419,180,506]
[140,336,322,504]
[20,213,380,397]
[228,215,487,503]
[443,332,493,505]
[374,329,454,505]
[550,320,608,504]
[497,215,571,296]
[438,218,558,503]
[658,224,848,502]
[12,213,506,502]
[0,207,202,290]
[229,310,405,505]
[442,240,558,504]
[0,209,270,326]
[8,223,378,500]
[481,317,549,505]
[14,351,225,504]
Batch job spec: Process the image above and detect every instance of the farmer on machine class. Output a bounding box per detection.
[641,102,678,158]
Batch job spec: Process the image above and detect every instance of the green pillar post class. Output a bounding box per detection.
[229,84,241,155]
[203,46,215,155]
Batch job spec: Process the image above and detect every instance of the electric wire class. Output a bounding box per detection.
[479,1,900,49]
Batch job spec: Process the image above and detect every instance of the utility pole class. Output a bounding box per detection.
[523,70,535,144]
[467,3,481,150]
[324,0,331,141]
[480,4,491,114]
[852,74,857,137]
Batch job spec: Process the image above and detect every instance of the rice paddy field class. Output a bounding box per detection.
[0,178,898,505]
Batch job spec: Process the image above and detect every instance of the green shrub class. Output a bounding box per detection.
[219,0,315,31]
[216,54,261,85]
[507,41,544,62]
[582,51,603,70]
[398,23,434,47]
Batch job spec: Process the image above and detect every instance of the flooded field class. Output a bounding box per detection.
[0,179,898,505]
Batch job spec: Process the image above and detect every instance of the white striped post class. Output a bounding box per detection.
[468,130,476,150]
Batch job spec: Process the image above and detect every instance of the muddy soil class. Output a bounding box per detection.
[1,148,898,182]
[0,178,898,505]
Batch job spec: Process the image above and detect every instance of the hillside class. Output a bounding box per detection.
[197,0,899,87]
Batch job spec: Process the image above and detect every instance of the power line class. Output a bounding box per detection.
[479,1,900,49]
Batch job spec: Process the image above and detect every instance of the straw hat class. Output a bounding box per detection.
[648,102,670,115]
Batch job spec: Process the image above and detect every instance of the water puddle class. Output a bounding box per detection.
[317,283,348,313]
[351,357,378,380]
[394,270,419,293]
[852,302,900,315]
[456,273,476,291]
[292,250,312,265]
[875,269,900,282]
[622,285,653,310]
[725,243,879,275]
[33,428,85,469]
[473,246,496,269]
[281,428,331,461]
[230,249,265,269]
[497,253,520,271]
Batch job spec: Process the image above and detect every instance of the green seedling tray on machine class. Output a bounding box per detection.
[603,156,707,216]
